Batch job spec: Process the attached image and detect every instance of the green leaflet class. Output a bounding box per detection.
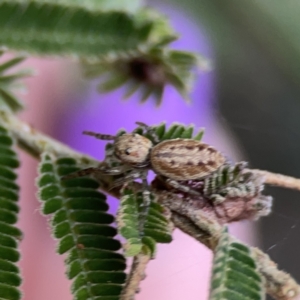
[20,0,142,13]
[0,1,153,57]
[133,121,204,143]
[78,6,199,105]
[84,49,200,106]
[0,126,22,300]
[117,188,172,257]
[37,154,127,300]
[0,52,30,113]
[209,228,265,300]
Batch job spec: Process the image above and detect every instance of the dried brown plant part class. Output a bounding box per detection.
[252,247,300,300]
[152,173,273,224]
[251,169,300,192]
[158,190,223,248]
[120,254,151,300]
[161,191,300,300]
[171,212,217,249]
[213,194,273,223]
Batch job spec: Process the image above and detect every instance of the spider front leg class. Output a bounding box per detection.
[110,169,151,230]
[110,170,145,189]
[135,121,160,144]
[165,178,202,196]
[62,165,127,180]
[139,171,152,231]
[141,172,151,208]
[111,170,151,206]
[83,130,116,141]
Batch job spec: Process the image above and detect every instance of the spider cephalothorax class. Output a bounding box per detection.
[114,133,152,167]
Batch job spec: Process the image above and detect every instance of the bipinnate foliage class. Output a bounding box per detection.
[0,52,29,113]
[117,188,172,257]
[0,1,152,57]
[83,48,200,105]
[37,154,127,300]
[0,1,296,298]
[0,0,201,104]
[209,228,264,300]
[0,126,22,300]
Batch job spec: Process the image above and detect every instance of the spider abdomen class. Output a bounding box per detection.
[150,139,226,181]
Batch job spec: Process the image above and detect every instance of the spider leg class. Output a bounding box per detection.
[109,170,151,233]
[111,168,151,229]
[83,131,116,141]
[62,165,126,180]
[61,167,99,180]
[135,121,160,144]
[135,121,149,128]
[109,170,142,190]
[141,174,151,208]
[139,172,151,231]
[165,178,202,196]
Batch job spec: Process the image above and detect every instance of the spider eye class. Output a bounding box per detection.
[125,148,131,155]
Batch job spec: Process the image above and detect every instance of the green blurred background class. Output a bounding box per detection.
[167,0,300,289]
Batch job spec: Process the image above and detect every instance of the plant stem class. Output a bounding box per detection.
[120,254,151,300]
[251,169,300,191]
[0,110,95,163]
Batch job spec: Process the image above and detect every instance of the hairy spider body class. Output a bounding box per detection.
[67,125,226,197]
[93,132,225,182]
[150,139,225,181]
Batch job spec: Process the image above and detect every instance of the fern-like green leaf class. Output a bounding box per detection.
[0,1,201,104]
[79,9,199,105]
[203,162,248,197]
[0,126,22,300]
[83,48,201,105]
[0,1,154,57]
[24,0,142,13]
[0,52,30,112]
[209,228,264,300]
[133,8,177,46]
[37,154,127,300]
[117,188,172,257]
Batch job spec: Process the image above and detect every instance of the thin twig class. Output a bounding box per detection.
[252,247,300,300]
[0,111,95,162]
[120,254,151,300]
[250,169,300,192]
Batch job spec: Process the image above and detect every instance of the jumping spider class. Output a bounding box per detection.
[64,122,226,204]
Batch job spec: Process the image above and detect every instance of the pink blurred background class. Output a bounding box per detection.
[15,4,257,300]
